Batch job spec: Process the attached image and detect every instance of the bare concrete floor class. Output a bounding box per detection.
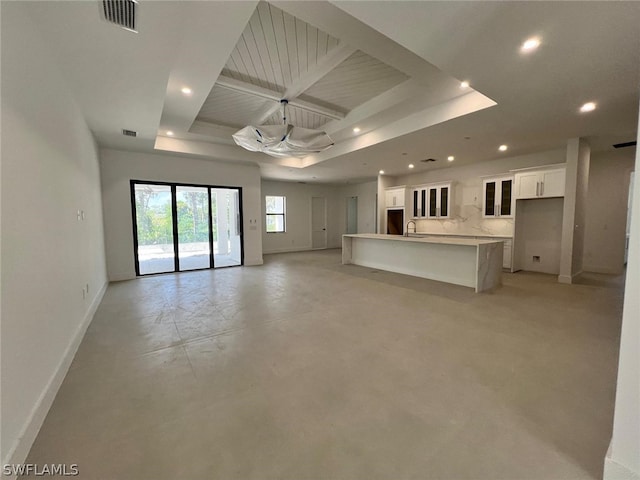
[27,249,624,479]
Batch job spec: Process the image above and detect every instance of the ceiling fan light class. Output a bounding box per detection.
[233,124,334,158]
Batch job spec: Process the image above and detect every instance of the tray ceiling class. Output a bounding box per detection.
[23,1,638,183]
[195,2,409,132]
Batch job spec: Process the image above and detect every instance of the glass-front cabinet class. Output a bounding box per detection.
[482,175,514,218]
[411,182,451,219]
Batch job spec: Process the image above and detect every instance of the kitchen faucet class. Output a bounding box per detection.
[405,220,416,236]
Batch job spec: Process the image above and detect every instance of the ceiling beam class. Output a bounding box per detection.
[251,42,356,124]
[216,75,345,121]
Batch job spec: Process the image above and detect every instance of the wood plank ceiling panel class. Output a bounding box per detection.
[264,104,332,129]
[256,2,285,90]
[197,3,348,131]
[300,50,409,111]
[219,3,340,91]
[197,85,268,128]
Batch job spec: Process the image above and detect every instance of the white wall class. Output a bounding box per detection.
[513,198,564,274]
[261,181,342,253]
[260,180,378,254]
[337,181,378,235]
[604,105,640,480]
[391,149,566,236]
[1,3,108,465]
[100,149,263,280]
[583,149,635,274]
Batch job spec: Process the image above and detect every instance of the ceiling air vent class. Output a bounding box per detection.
[102,0,138,33]
[420,158,437,163]
[613,141,637,149]
[122,129,137,137]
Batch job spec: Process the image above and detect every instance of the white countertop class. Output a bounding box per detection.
[343,233,503,246]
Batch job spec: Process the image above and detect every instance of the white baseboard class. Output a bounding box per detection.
[263,246,313,254]
[2,280,108,470]
[584,265,623,275]
[558,271,583,284]
[243,257,263,266]
[604,443,640,480]
[108,271,134,282]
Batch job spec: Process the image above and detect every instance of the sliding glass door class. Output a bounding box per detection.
[211,188,242,267]
[131,181,243,276]
[177,186,211,271]
[133,183,175,275]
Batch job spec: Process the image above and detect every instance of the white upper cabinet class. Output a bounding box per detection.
[410,187,426,218]
[427,183,451,219]
[482,175,514,218]
[411,182,451,219]
[514,166,565,199]
[385,187,405,208]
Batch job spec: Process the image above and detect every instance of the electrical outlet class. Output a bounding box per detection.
[533,256,541,263]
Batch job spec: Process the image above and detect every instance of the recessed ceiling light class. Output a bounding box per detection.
[499,145,508,152]
[580,102,597,113]
[379,170,385,175]
[166,130,175,136]
[353,127,361,133]
[181,87,193,95]
[408,164,415,169]
[447,156,455,162]
[460,81,470,88]
[521,37,541,53]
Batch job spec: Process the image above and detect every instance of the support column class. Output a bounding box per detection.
[559,137,590,284]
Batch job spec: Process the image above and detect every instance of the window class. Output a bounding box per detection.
[266,195,286,233]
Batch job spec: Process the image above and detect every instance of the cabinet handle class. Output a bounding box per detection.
[536,182,540,196]
[541,182,544,196]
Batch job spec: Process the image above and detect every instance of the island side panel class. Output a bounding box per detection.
[475,242,504,292]
[342,235,353,264]
[350,237,477,288]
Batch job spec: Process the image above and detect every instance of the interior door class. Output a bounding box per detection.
[312,196,327,249]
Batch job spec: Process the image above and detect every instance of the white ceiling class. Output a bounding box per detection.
[24,1,640,184]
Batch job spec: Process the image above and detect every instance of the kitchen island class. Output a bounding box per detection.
[342,234,503,293]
